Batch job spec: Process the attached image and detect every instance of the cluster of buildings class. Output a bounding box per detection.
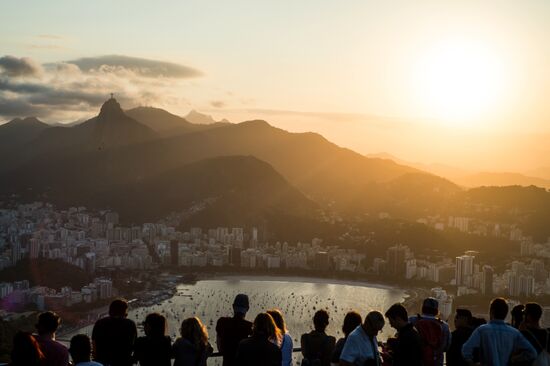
[1,202,549,314]
[0,277,113,310]
[372,243,550,299]
[417,214,528,242]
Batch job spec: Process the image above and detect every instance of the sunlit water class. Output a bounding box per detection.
[70,276,406,365]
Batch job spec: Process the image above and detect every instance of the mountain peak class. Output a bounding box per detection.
[98,97,125,120]
[5,116,47,127]
[184,109,217,124]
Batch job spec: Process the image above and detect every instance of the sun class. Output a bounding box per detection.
[412,39,505,126]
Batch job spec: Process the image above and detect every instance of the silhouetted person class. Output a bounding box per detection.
[133,313,172,366]
[446,308,473,366]
[69,334,103,366]
[236,312,282,366]
[216,293,253,366]
[173,317,213,366]
[520,302,550,356]
[301,309,336,366]
[267,309,293,366]
[462,297,536,366]
[35,311,69,366]
[9,331,44,366]
[339,311,385,366]
[92,298,137,366]
[511,304,525,329]
[384,303,422,366]
[409,297,451,366]
[331,311,362,366]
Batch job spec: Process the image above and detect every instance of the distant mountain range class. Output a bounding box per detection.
[366,152,550,189]
[2,98,549,242]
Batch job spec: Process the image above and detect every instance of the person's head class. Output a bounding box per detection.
[109,298,129,318]
[471,316,487,328]
[252,312,280,341]
[523,302,543,326]
[454,308,473,329]
[69,334,92,363]
[363,311,385,337]
[490,298,509,321]
[232,294,249,317]
[511,304,525,328]
[342,311,362,337]
[10,332,44,366]
[421,297,439,317]
[267,309,287,334]
[313,309,330,332]
[36,311,61,335]
[143,313,167,338]
[180,317,208,348]
[385,303,409,331]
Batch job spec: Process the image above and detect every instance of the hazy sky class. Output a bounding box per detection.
[1,0,549,172]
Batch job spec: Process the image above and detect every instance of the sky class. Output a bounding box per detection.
[0,0,549,173]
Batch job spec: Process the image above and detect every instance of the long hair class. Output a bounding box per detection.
[180,317,209,348]
[11,332,44,366]
[342,311,362,337]
[267,309,287,333]
[253,313,281,343]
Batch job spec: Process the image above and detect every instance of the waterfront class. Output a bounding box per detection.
[66,276,409,364]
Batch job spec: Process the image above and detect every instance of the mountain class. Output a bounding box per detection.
[0,117,51,153]
[184,109,220,124]
[106,155,316,225]
[526,166,550,181]
[455,172,550,190]
[0,107,423,209]
[365,152,470,180]
[1,98,157,171]
[125,106,225,136]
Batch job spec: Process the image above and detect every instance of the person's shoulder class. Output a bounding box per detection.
[216,316,231,327]
[123,317,137,326]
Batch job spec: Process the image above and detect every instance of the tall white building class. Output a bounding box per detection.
[455,254,475,287]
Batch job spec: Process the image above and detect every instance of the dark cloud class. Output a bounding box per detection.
[0,97,44,118]
[0,78,104,106]
[67,55,203,78]
[0,55,42,77]
[0,78,50,94]
[210,100,226,108]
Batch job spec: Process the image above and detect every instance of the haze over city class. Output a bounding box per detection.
[1,0,550,174]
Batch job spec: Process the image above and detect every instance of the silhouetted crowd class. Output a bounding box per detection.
[6,295,550,366]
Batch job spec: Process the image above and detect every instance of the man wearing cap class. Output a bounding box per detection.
[216,293,253,366]
[447,309,473,366]
[408,297,451,366]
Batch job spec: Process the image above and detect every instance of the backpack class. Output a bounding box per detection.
[528,329,550,366]
[414,315,444,366]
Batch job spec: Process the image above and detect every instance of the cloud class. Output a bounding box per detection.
[0,97,43,117]
[0,56,43,77]
[66,55,202,78]
[210,100,226,108]
[0,54,207,122]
